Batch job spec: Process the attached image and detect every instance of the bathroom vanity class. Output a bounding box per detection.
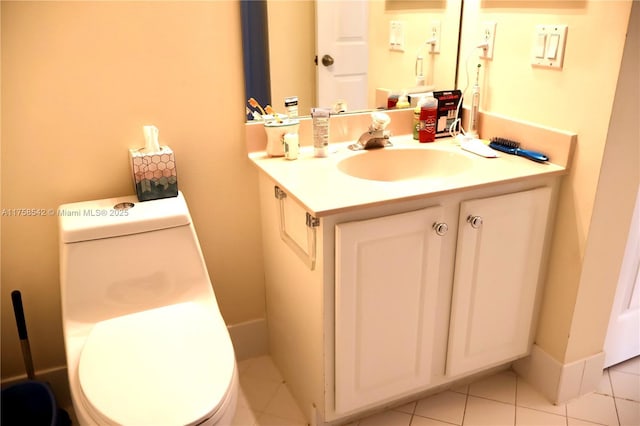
[247,111,575,425]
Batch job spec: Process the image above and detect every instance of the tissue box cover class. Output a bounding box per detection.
[129,146,178,201]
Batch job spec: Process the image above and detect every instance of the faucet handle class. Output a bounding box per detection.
[370,112,391,131]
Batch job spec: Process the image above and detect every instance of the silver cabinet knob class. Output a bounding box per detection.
[467,215,483,229]
[321,54,335,67]
[433,222,448,236]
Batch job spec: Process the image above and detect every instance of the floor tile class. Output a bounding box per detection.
[609,370,640,402]
[357,409,412,426]
[615,398,640,426]
[262,383,307,422]
[255,412,307,426]
[239,375,282,413]
[611,357,640,376]
[516,378,566,416]
[596,370,614,397]
[463,396,515,426]
[413,390,466,425]
[515,406,566,426]
[411,415,461,426]
[566,392,619,426]
[392,401,416,415]
[242,355,285,382]
[567,418,608,425]
[468,371,517,405]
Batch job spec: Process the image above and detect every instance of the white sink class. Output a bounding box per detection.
[337,148,473,182]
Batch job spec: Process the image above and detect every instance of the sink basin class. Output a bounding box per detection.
[337,148,473,182]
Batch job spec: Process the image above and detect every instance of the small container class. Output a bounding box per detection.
[419,96,438,143]
[412,96,427,140]
[311,107,331,157]
[283,133,299,160]
[264,119,300,157]
[396,93,410,109]
[285,96,298,118]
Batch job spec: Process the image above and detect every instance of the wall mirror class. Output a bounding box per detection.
[243,0,463,121]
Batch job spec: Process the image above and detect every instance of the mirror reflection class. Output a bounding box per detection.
[245,0,462,120]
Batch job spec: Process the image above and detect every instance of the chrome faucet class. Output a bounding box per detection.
[349,112,392,151]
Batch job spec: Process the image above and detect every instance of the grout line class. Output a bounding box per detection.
[608,367,623,426]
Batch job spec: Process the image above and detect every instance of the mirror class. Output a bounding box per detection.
[245,0,463,120]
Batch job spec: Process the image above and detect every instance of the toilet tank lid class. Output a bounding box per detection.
[59,192,190,243]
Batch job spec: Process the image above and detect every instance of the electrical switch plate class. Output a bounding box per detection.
[429,20,441,54]
[389,20,405,52]
[531,24,568,69]
[478,21,497,59]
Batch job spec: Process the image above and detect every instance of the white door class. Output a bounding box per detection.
[447,187,552,377]
[334,207,444,414]
[604,187,640,367]
[315,0,368,111]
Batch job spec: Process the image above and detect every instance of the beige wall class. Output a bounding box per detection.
[1,1,265,379]
[368,0,462,99]
[460,0,634,363]
[267,0,462,114]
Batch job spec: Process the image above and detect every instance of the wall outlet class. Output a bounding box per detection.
[479,21,497,59]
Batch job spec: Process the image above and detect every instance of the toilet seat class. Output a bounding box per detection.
[78,301,235,426]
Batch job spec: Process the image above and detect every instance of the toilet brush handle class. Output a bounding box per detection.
[11,290,36,380]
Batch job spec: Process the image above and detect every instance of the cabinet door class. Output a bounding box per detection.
[447,187,552,377]
[335,206,444,413]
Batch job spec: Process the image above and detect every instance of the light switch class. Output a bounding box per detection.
[535,33,547,58]
[546,34,560,59]
[389,21,405,52]
[531,24,568,69]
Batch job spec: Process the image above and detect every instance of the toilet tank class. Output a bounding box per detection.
[59,192,216,324]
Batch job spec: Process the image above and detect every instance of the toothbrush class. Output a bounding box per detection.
[248,97,267,116]
[489,137,549,163]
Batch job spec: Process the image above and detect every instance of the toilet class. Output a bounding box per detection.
[58,192,238,425]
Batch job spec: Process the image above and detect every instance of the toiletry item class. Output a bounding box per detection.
[489,137,549,163]
[264,118,300,157]
[283,133,299,160]
[419,96,438,143]
[387,93,399,109]
[129,125,178,201]
[433,90,462,137]
[311,107,331,157]
[458,136,499,158]
[396,93,410,109]
[285,96,298,118]
[468,64,482,138]
[248,97,267,116]
[412,96,427,140]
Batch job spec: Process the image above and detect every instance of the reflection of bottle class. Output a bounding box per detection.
[419,96,438,143]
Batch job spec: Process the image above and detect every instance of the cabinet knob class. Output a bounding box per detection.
[467,215,483,229]
[433,222,448,236]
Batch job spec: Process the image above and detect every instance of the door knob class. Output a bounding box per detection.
[467,215,483,229]
[433,222,448,236]
[321,54,335,67]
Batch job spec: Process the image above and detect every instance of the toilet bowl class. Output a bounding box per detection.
[58,192,238,425]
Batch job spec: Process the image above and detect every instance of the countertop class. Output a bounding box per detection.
[248,135,568,217]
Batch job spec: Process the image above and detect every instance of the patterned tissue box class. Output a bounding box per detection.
[129,146,178,201]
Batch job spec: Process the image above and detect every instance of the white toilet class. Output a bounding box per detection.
[58,192,238,425]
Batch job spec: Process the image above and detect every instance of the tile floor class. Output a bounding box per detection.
[233,356,640,426]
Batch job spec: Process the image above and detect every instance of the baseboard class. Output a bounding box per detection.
[227,317,269,361]
[513,344,605,404]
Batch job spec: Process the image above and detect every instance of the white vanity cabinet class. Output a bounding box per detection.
[447,187,552,377]
[333,187,552,414]
[256,172,557,425]
[334,207,445,413]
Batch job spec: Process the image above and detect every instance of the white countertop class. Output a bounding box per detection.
[248,135,567,217]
